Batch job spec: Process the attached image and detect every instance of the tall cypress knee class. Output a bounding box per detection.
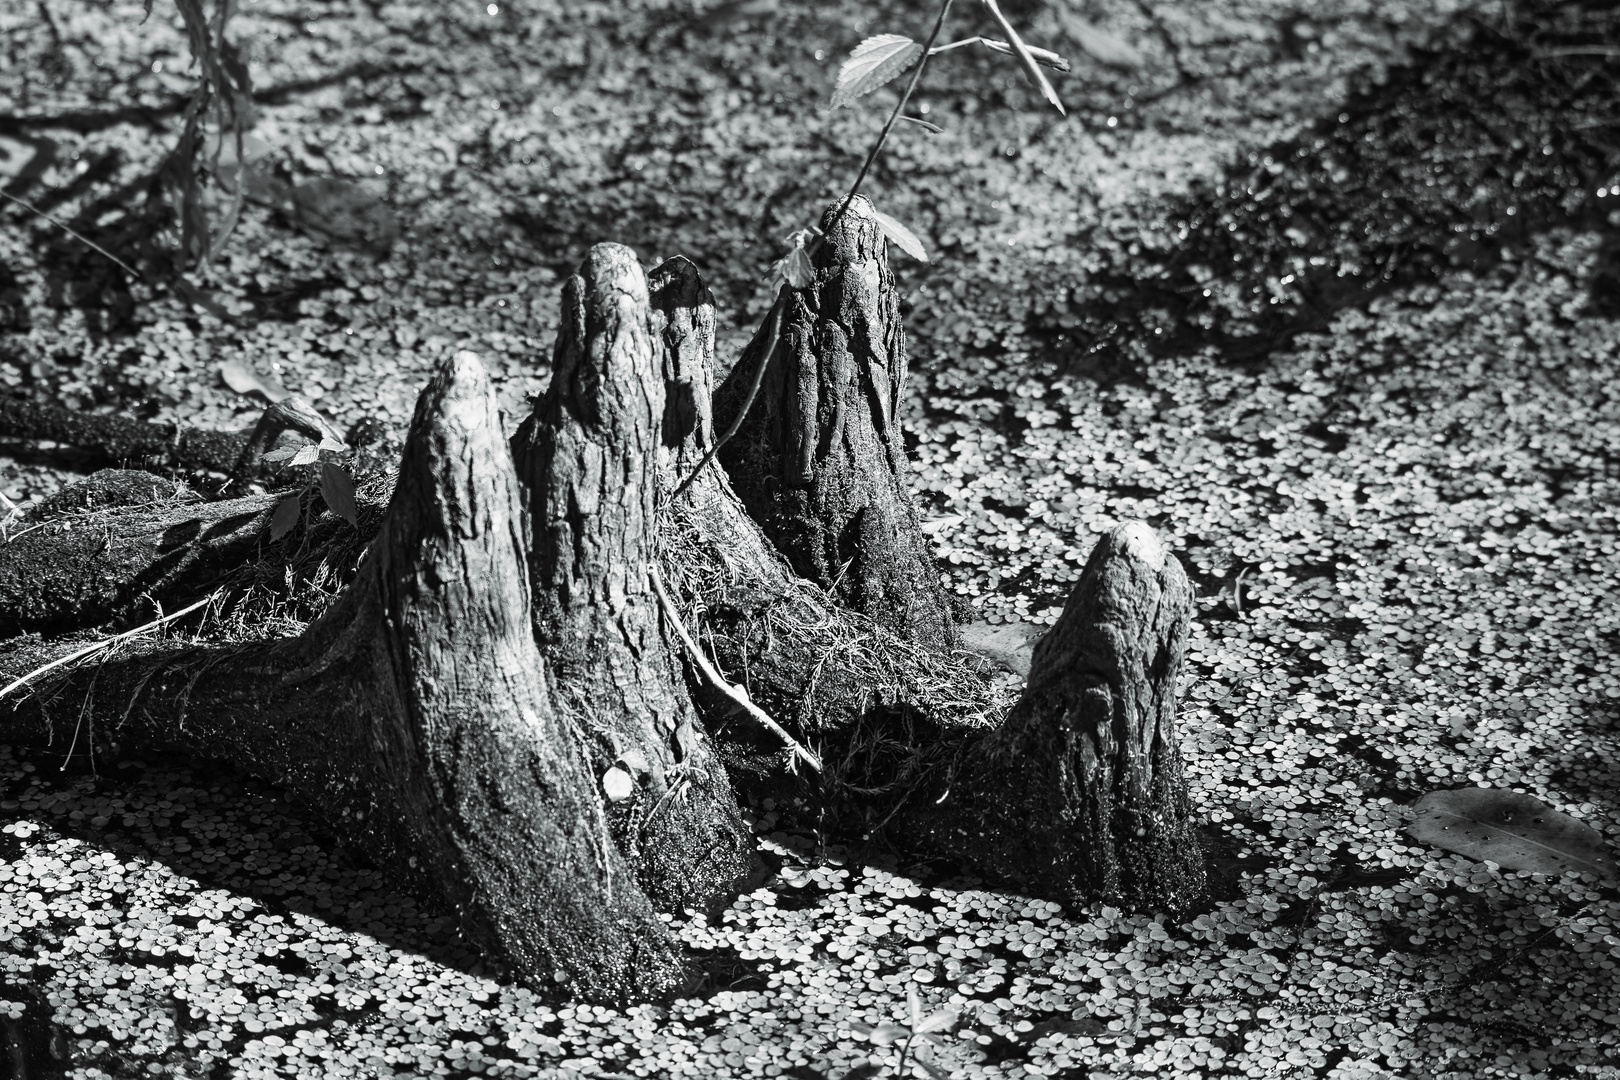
[516,243,752,917]
[910,521,1206,913]
[713,196,953,651]
[1,351,688,1006]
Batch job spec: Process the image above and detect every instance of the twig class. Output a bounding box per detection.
[649,564,821,773]
[897,115,944,134]
[1536,46,1620,59]
[0,591,219,703]
[664,288,788,506]
[0,190,143,280]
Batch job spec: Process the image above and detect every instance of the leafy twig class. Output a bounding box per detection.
[822,0,957,244]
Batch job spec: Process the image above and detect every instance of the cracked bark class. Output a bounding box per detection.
[513,243,752,917]
[904,521,1207,913]
[0,352,686,1005]
[712,196,953,652]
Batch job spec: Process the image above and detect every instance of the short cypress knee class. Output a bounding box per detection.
[910,520,1206,913]
[713,196,953,651]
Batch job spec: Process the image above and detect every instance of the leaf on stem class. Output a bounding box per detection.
[832,35,925,108]
[898,114,945,134]
[269,494,302,542]
[319,461,359,528]
[980,0,1066,115]
[873,210,929,262]
[289,443,320,467]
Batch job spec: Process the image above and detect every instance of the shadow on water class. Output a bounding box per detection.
[1036,0,1620,378]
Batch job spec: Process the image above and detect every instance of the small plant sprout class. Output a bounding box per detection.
[847,985,959,1079]
[680,0,1070,499]
[262,435,359,540]
[812,0,1070,267]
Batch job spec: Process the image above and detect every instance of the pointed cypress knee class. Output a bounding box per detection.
[515,243,752,916]
[1,351,688,1005]
[712,196,953,651]
[341,350,686,1003]
[911,521,1206,913]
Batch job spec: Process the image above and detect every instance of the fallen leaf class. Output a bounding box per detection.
[219,359,289,403]
[1406,788,1620,880]
[958,619,1046,677]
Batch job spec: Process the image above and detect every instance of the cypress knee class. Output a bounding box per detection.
[515,243,752,917]
[909,521,1206,913]
[0,351,687,1005]
[713,196,953,651]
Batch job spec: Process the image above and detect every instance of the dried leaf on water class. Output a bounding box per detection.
[1406,788,1620,880]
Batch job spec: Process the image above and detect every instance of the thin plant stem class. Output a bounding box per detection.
[0,591,219,703]
[665,0,954,500]
[649,564,821,773]
[822,0,955,243]
[0,190,143,280]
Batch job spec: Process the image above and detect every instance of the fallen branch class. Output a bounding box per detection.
[649,562,821,774]
[0,590,219,702]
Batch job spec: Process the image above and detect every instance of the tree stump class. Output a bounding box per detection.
[907,521,1206,912]
[713,196,953,651]
[0,351,687,1005]
[513,243,752,917]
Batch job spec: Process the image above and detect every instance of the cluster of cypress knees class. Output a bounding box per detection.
[0,197,1204,1005]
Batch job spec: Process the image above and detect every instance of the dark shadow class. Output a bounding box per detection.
[1025,1,1620,378]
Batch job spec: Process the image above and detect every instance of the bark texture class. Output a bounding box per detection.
[648,257,1011,815]
[514,244,752,917]
[905,521,1207,913]
[712,196,953,651]
[0,352,686,1005]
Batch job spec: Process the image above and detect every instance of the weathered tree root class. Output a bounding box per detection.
[0,392,344,481]
[712,195,954,652]
[0,467,387,638]
[0,352,687,1005]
